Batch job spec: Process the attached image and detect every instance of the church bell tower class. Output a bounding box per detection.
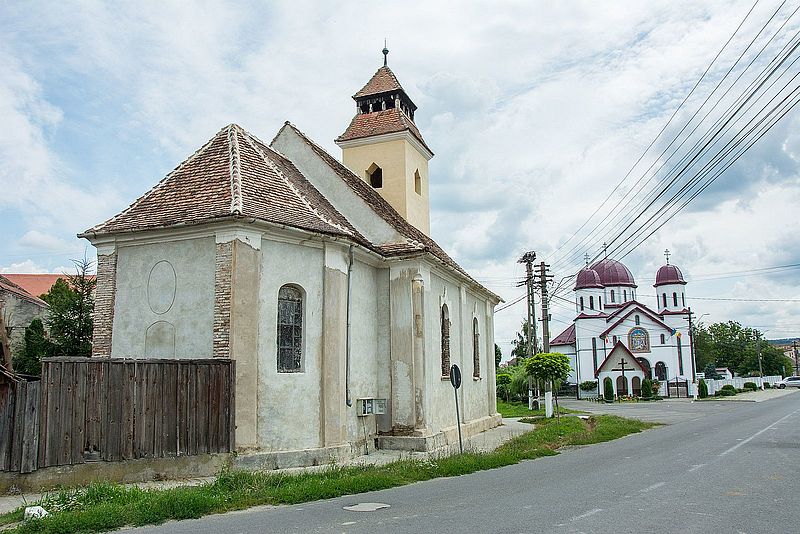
[336,46,433,235]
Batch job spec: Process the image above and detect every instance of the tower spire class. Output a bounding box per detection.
[382,39,389,66]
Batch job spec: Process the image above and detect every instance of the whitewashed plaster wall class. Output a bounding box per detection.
[425,270,494,434]
[257,239,324,450]
[112,237,215,358]
[344,258,384,443]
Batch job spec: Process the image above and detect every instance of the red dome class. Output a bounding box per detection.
[590,258,636,287]
[574,267,604,290]
[654,264,686,286]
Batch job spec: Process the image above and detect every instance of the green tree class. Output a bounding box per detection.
[525,352,571,421]
[495,344,502,368]
[12,318,52,376]
[496,372,512,402]
[510,321,540,360]
[604,377,614,402]
[41,258,96,356]
[641,378,653,400]
[698,378,708,399]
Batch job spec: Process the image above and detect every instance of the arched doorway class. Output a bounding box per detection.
[637,357,652,379]
[632,376,641,396]
[616,375,629,396]
[655,361,667,381]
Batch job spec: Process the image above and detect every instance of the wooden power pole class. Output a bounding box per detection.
[517,251,537,409]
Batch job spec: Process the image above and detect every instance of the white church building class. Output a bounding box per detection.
[551,255,696,399]
[80,51,502,465]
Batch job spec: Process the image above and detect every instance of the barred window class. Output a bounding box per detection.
[277,285,303,373]
[441,304,451,377]
[472,317,480,378]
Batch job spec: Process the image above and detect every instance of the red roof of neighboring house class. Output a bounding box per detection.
[551,324,576,345]
[2,274,96,299]
[0,275,47,307]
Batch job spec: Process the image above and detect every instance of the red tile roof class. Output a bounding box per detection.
[353,66,404,98]
[2,274,95,299]
[81,125,367,246]
[0,275,47,307]
[336,108,432,154]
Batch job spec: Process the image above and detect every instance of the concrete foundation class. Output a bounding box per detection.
[377,413,502,452]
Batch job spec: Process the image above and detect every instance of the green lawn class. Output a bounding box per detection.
[1,415,654,534]
[496,399,583,418]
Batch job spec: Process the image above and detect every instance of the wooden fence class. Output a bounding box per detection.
[0,358,235,474]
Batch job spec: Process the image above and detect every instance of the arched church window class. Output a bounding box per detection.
[592,337,598,372]
[599,297,602,309]
[589,296,594,310]
[277,285,304,373]
[441,304,451,377]
[682,293,685,307]
[662,293,667,308]
[677,337,684,375]
[613,335,618,344]
[610,290,615,303]
[635,315,640,325]
[623,290,628,301]
[660,333,665,344]
[673,292,678,307]
[580,297,584,311]
[414,169,422,195]
[367,163,383,188]
[628,327,650,353]
[472,318,480,378]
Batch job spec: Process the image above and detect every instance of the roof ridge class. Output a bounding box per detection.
[239,130,354,236]
[227,125,243,215]
[83,126,231,235]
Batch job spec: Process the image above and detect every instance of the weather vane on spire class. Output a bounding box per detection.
[383,39,389,66]
[664,248,671,264]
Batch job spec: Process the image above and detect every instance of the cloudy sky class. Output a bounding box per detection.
[2,0,799,358]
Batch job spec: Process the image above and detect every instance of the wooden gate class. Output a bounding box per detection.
[1,358,235,473]
[666,378,689,398]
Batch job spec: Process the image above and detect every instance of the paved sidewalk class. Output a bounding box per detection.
[0,417,530,517]
[700,386,798,402]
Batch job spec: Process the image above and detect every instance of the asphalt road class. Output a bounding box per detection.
[128,392,800,534]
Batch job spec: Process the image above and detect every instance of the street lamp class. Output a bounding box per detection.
[689,310,709,401]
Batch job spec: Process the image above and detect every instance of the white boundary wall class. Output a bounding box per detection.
[703,376,782,395]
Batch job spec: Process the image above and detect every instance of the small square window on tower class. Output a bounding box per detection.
[367,163,383,188]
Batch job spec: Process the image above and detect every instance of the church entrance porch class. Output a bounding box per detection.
[616,375,629,396]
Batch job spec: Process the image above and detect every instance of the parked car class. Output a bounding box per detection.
[776,376,800,389]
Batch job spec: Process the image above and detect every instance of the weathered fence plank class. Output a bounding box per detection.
[2,358,234,473]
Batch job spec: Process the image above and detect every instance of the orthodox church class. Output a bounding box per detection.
[550,252,695,398]
[80,50,501,464]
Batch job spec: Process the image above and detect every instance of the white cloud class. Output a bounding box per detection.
[2,0,799,360]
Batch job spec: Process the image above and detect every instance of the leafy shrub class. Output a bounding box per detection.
[651,380,661,395]
[641,378,653,399]
[579,380,598,391]
[604,378,614,402]
[698,379,708,399]
[721,384,736,392]
[743,382,758,391]
[720,388,736,396]
[764,382,772,389]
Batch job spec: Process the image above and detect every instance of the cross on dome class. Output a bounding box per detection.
[664,248,671,264]
[584,252,590,266]
[602,242,608,257]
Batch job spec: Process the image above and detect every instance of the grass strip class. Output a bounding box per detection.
[496,400,583,418]
[1,415,654,533]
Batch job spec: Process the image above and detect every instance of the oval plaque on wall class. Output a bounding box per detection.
[147,260,177,315]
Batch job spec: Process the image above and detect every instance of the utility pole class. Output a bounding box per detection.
[757,331,764,389]
[517,251,537,409]
[793,340,799,376]
[535,261,554,416]
[688,308,697,400]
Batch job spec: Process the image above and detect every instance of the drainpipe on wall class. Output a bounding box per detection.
[345,244,354,407]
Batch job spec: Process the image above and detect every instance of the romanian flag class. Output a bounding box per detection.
[676,331,682,339]
[670,328,677,336]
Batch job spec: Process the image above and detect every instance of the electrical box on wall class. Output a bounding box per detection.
[356,398,387,417]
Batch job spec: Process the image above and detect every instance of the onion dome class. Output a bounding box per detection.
[654,264,686,286]
[574,267,604,290]
[590,258,637,287]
